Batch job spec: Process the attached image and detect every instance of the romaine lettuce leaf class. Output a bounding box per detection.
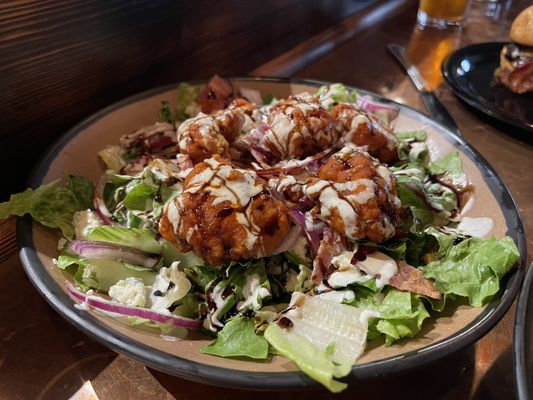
[201,316,269,359]
[395,129,428,142]
[420,236,519,307]
[123,182,157,211]
[98,145,126,173]
[350,287,429,345]
[428,151,468,191]
[316,83,357,110]
[265,323,348,393]
[264,294,370,393]
[0,179,85,238]
[67,175,95,211]
[396,181,434,232]
[86,226,162,254]
[175,83,201,120]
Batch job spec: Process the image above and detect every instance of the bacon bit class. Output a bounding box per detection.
[389,261,442,300]
[312,227,347,283]
[197,75,234,114]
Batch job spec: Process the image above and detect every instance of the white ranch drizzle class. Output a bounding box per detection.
[327,251,398,289]
[303,177,379,240]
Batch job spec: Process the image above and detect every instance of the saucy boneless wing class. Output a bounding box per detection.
[3,78,519,393]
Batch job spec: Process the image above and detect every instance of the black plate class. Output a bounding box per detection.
[515,261,533,400]
[17,78,527,390]
[442,42,533,132]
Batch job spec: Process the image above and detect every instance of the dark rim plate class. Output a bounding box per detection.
[17,77,527,390]
[515,261,533,400]
[442,42,533,133]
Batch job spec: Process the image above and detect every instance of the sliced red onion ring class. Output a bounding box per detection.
[69,240,160,268]
[289,210,322,254]
[255,148,335,177]
[357,96,399,124]
[66,282,202,329]
[94,174,117,226]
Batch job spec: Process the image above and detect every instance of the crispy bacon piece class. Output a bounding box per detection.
[197,75,235,114]
[389,261,442,300]
[312,227,348,283]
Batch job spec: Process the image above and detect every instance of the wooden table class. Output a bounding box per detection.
[1,0,531,398]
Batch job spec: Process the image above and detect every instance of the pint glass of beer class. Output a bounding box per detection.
[417,0,471,29]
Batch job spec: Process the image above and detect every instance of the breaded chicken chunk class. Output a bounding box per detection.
[176,109,245,163]
[259,93,340,162]
[332,103,399,164]
[305,146,400,242]
[160,155,291,266]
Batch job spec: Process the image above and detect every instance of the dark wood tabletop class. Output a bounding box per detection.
[1,0,532,399]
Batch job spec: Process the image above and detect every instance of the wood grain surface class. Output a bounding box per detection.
[0,0,377,201]
[1,0,532,399]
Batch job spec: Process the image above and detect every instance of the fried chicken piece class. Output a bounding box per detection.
[160,155,291,266]
[304,146,400,243]
[176,109,245,163]
[259,93,340,162]
[332,103,399,164]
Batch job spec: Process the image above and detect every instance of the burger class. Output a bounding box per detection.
[495,5,533,94]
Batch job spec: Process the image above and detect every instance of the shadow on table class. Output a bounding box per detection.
[149,345,477,400]
[471,346,516,400]
[457,98,533,146]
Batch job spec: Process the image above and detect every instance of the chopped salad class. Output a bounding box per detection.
[1,76,519,392]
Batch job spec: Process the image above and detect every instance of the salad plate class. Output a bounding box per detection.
[18,77,526,390]
[441,42,533,133]
[514,261,533,400]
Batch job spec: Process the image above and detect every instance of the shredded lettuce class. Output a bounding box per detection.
[0,178,93,238]
[201,316,269,359]
[421,236,519,307]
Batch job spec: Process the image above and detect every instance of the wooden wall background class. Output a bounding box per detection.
[0,0,379,199]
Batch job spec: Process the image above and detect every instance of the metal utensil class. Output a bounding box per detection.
[387,43,462,136]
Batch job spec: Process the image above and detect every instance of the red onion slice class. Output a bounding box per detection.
[357,96,400,124]
[68,240,160,269]
[66,282,202,329]
[94,174,117,226]
[289,210,322,254]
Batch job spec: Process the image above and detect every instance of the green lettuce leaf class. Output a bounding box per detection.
[316,83,357,110]
[98,145,126,173]
[176,83,201,120]
[264,323,348,393]
[0,180,84,238]
[428,151,468,190]
[86,226,162,254]
[201,316,269,359]
[420,236,519,307]
[67,175,95,210]
[123,182,157,211]
[396,181,434,232]
[350,288,429,345]
[396,129,427,142]
[158,100,176,123]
